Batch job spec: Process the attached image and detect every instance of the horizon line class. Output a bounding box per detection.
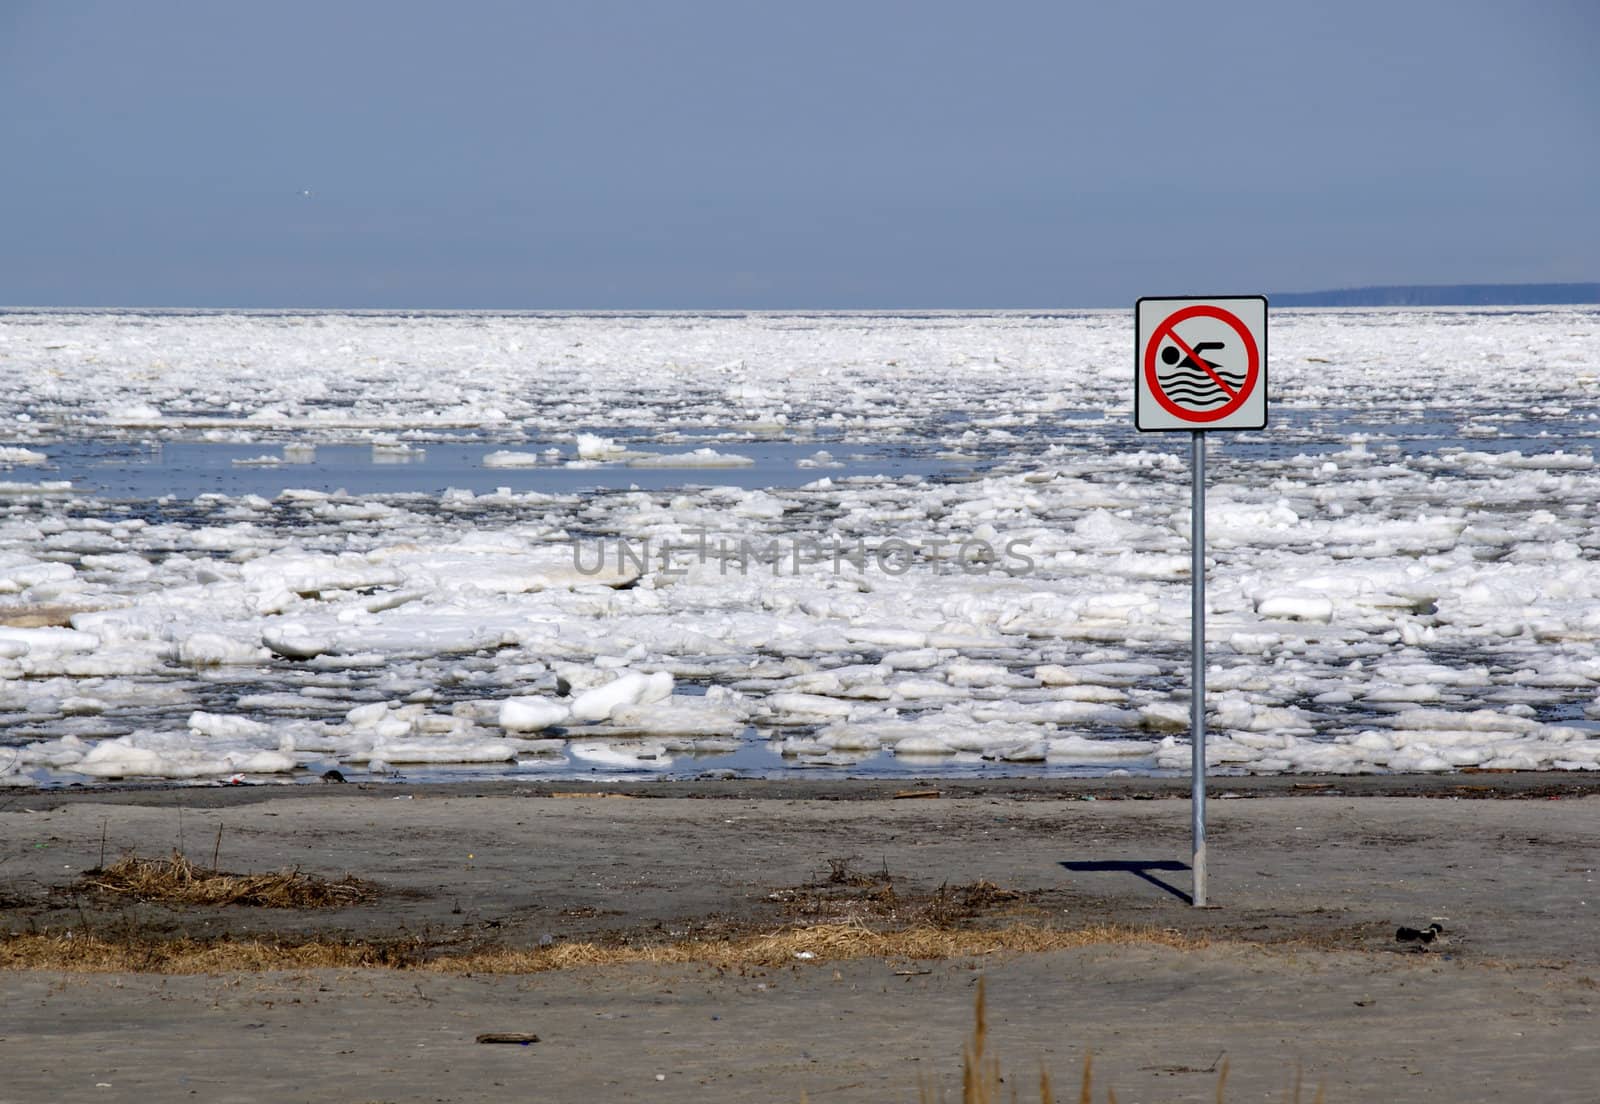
[3,281,1595,315]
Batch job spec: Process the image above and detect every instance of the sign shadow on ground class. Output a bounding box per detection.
[1060,859,1194,905]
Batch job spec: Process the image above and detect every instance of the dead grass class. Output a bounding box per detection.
[81,851,375,909]
[0,932,420,973]
[0,920,1206,975]
[772,859,1036,929]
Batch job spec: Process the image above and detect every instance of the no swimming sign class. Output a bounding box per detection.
[1135,295,1268,431]
[1132,293,1268,907]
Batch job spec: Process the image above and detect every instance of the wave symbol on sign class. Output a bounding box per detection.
[1157,342,1246,407]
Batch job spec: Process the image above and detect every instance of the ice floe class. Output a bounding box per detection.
[0,307,1596,783]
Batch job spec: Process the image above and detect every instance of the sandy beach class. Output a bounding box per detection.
[4,777,1598,1102]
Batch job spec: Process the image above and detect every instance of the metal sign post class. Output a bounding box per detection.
[1189,430,1207,907]
[1135,295,1267,909]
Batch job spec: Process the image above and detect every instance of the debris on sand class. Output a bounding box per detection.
[81,852,375,908]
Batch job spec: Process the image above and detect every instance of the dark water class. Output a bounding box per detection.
[25,439,976,500]
[16,403,1595,504]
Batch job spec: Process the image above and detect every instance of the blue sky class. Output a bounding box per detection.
[2,1,1595,308]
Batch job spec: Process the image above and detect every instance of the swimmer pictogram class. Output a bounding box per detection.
[1158,338,1243,409]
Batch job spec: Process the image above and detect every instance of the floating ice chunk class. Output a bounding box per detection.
[1139,703,1190,731]
[1208,500,1302,541]
[607,699,745,737]
[187,712,271,739]
[1228,632,1281,655]
[1256,595,1335,623]
[1390,708,1542,733]
[69,732,297,779]
[797,450,843,469]
[1495,450,1594,470]
[372,441,425,462]
[73,744,178,777]
[1072,509,1147,545]
[570,671,675,722]
[498,696,571,732]
[263,624,333,660]
[1035,662,1161,687]
[227,750,299,773]
[889,678,965,701]
[0,447,48,466]
[1077,591,1160,623]
[943,661,1019,687]
[347,701,401,729]
[994,741,1048,762]
[177,633,267,666]
[13,734,89,769]
[483,451,543,468]
[1211,697,1316,735]
[627,448,754,469]
[568,741,673,769]
[819,727,883,751]
[0,480,73,495]
[354,739,517,764]
[973,700,1138,727]
[765,692,855,722]
[730,489,785,518]
[0,557,76,593]
[102,403,162,422]
[379,540,641,592]
[0,760,35,787]
[242,553,403,598]
[844,626,927,649]
[1349,731,1396,751]
[880,648,942,671]
[1046,735,1160,759]
[893,735,955,755]
[793,751,865,767]
[1053,685,1128,703]
[1384,747,1455,772]
[575,434,625,460]
[0,626,98,654]
[1364,684,1442,703]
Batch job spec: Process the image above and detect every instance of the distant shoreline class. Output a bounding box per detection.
[3,282,1597,313]
[1272,281,1599,307]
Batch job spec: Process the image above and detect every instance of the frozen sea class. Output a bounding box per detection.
[1,307,1598,787]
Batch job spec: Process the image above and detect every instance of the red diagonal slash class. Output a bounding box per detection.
[1163,327,1237,400]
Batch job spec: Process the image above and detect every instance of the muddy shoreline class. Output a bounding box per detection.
[10,768,1600,813]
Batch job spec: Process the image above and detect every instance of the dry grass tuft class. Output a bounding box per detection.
[922,980,1325,1104]
[83,851,375,909]
[956,880,1026,909]
[0,932,422,973]
[771,858,1035,930]
[428,920,1208,975]
[2,920,1207,975]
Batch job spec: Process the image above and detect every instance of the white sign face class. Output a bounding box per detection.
[1135,296,1268,431]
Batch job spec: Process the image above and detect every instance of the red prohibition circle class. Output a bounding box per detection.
[1143,305,1260,423]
